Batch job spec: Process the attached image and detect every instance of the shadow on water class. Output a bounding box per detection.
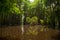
[0,37,8,40]
[51,31,60,40]
[0,37,21,40]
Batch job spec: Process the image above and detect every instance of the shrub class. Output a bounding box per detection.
[26,17,31,24]
[31,16,38,25]
[40,19,44,25]
[26,16,38,25]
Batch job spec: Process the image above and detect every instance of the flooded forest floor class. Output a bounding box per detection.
[0,25,60,40]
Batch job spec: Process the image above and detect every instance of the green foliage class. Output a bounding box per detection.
[31,16,38,24]
[26,16,38,25]
[40,19,44,25]
[0,0,21,14]
[26,17,31,23]
[10,3,21,14]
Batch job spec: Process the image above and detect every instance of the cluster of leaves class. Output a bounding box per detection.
[26,16,38,25]
[0,0,22,14]
[40,19,44,25]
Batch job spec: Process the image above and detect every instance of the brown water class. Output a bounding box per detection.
[0,25,60,40]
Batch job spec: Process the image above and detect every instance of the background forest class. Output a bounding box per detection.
[0,0,60,29]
